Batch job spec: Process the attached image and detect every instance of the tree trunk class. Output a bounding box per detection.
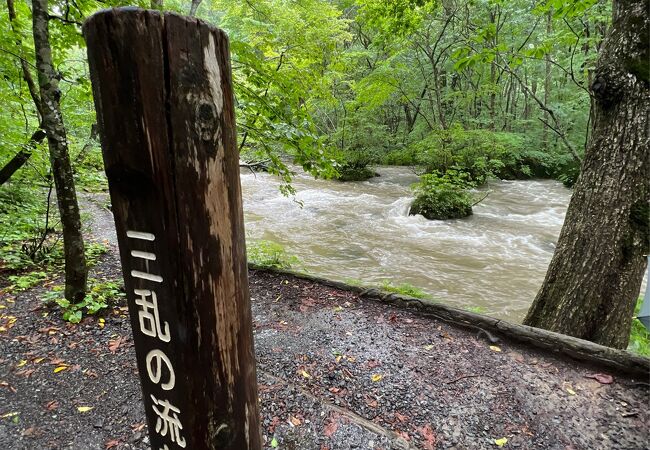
[523,0,649,349]
[543,10,552,150]
[0,129,47,185]
[32,0,87,302]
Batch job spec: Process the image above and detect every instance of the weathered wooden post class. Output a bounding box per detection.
[83,9,261,449]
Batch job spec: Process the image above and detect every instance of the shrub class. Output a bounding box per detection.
[43,278,125,323]
[409,171,475,220]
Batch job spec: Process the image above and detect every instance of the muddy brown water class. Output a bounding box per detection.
[242,166,574,323]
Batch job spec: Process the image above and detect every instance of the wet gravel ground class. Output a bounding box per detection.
[0,250,648,450]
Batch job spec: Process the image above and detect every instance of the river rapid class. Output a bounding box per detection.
[241,166,573,322]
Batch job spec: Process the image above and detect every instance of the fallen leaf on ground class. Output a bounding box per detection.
[489,345,502,352]
[495,437,508,447]
[300,370,311,379]
[108,337,124,353]
[130,422,146,432]
[98,318,105,329]
[419,424,436,449]
[77,406,93,413]
[45,401,59,410]
[53,365,69,373]
[105,439,120,449]
[271,437,279,448]
[584,373,614,384]
[16,369,35,378]
[371,374,383,382]
[289,416,301,426]
[21,427,40,437]
[0,411,19,419]
[395,412,409,423]
[324,420,338,437]
[566,388,576,396]
[16,360,27,368]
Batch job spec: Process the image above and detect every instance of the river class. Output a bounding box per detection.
[241,166,574,323]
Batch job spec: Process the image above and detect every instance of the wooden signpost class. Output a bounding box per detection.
[83,9,261,449]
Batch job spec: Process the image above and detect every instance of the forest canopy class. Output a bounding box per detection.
[0,0,608,194]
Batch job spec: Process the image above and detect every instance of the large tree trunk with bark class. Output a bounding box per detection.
[32,0,87,302]
[523,0,649,349]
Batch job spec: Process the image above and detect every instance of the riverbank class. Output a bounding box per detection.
[1,249,649,449]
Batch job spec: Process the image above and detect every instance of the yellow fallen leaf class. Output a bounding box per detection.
[98,318,105,329]
[489,345,502,352]
[300,370,311,379]
[289,416,301,426]
[371,374,383,382]
[495,437,508,447]
[0,327,7,332]
[424,344,434,350]
[566,388,576,396]
[77,406,93,413]
[0,305,6,309]
[16,360,27,368]
[53,366,68,374]
[346,356,356,363]
[0,412,19,419]
[335,355,342,363]
[33,358,45,364]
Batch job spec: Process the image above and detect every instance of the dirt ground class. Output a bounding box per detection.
[0,248,649,450]
[1,195,649,449]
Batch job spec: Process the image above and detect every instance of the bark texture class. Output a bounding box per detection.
[85,9,261,449]
[0,130,46,185]
[32,0,87,302]
[523,0,649,349]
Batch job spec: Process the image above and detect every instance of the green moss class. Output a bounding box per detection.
[380,280,430,299]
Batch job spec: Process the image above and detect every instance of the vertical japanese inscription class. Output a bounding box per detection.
[84,8,262,449]
[127,230,186,448]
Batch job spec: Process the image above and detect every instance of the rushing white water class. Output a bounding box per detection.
[241,166,574,322]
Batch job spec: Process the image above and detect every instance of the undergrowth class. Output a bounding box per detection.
[247,240,299,270]
[380,280,430,299]
[629,297,650,357]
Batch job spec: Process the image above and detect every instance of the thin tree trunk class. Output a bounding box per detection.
[32,0,87,302]
[0,129,47,185]
[543,10,552,150]
[189,0,202,16]
[523,0,649,349]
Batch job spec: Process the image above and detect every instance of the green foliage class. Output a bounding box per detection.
[628,297,650,357]
[247,240,298,269]
[380,279,430,299]
[335,148,378,181]
[6,271,48,292]
[44,278,125,324]
[409,171,475,220]
[412,125,530,184]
